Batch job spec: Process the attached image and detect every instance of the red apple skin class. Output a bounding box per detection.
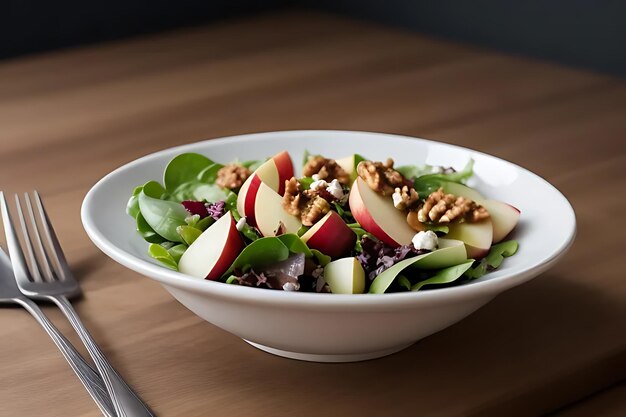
[243,174,262,227]
[465,246,489,260]
[272,151,294,195]
[349,192,396,247]
[348,178,415,248]
[205,215,244,281]
[302,211,356,259]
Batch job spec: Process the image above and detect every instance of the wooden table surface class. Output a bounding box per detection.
[0,11,624,417]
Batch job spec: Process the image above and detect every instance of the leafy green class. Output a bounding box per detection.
[297,225,310,237]
[302,150,312,167]
[222,192,259,242]
[298,177,314,189]
[397,275,411,290]
[396,165,436,180]
[148,243,178,270]
[277,234,313,257]
[464,240,519,280]
[142,180,167,198]
[135,212,166,243]
[161,153,232,202]
[197,163,224,184]
[163,153,213,193]
[176,225,202,246]
[241,159,265,171]
[347,222,374,252]
[138,187,189,242]
[369,242,468,294]
[126,186,143,218]
[169,182,229,203]
[411,261,475,291]
[221,234,320,279]
[425,224,449,234]
[167,244,187,263]
[333,202,355,223]
[311,249,331,267]
[222,237,290,278]
[412,159,475,196]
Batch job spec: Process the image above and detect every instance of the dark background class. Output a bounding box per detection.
[2,0,625,75]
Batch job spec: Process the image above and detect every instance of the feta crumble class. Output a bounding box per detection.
[412,230,438,251]
[236,216,247,231]
[283,282,300,291]
[392,189,403,208]
[326,179,344,200]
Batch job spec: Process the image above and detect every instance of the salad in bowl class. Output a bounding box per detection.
[126,150,520,295]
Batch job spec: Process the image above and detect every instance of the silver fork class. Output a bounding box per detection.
[1,191,155,417]
[0,245,115,416]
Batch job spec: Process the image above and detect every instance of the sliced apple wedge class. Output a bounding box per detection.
[482,199,520,243]
[349,177,415,247]
[446,219,493,259]
[237,151,295,226]
[335,154,365,182]
[441,181,520,244]
[254,181,302,237]
[300,211,356,259]
[178,212,243,280]
[323,257,366,294]
[441,181,485,202]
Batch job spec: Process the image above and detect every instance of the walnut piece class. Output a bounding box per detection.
[357,159,406,196]
[282,177,303,216]
[301,196,330,226]
[303,156,350,185]
[417,188,489,223]
[216,164,251,190]
[393,186,419,210]
[281,177,331,226]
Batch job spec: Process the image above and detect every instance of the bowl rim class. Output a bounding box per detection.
[81,129,576,309]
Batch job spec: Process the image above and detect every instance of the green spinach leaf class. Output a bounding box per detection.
[411,260,475,291]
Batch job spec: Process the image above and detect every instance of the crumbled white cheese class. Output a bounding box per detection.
[412,230,439,251]
[236,217,247,231]
[326,179,344,200]
[310,179,328,191]
[392,189,403,208]
[283,281,300,291]
[311,174,321,181]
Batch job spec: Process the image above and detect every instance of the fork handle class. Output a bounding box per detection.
[15,297,116,417]
[51,295,155,417]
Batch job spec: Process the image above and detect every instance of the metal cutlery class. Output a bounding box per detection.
[1,191,154,417]
[0,245,116,416]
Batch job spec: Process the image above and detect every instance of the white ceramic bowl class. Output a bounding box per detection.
[81,131,576,362]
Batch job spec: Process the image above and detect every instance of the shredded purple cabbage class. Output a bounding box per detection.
[356,236,430,281]
[206,200,225,221]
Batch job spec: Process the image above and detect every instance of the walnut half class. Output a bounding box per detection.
[303,156,350,185]
[216,164,251,190]
[417,188,489,223]
[281,177,331,226]
[356,159,406,196]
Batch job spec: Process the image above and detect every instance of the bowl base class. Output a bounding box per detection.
[244,340,414,362]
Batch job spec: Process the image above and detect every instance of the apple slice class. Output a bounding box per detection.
[446,219,493,259]
[254,181,302,237]
[482,199,520,243]
[178,212,243,280]
[237,151,294,226]
[323,257,365,294]
[335,154,365,182]
[441,181,520,243]
[349,177,415,247]
[300,211,356,259]
[441,181,485,202]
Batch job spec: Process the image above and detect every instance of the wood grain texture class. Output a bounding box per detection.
[0,11,624,417]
